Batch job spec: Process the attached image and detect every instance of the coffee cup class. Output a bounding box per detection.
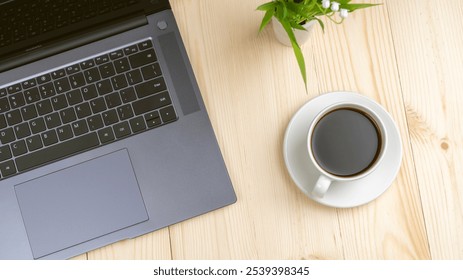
[307,102,387,198]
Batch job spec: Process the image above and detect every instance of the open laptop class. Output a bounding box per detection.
[0,0,236,259]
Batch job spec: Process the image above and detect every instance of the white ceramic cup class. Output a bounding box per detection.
[307,102,388,198]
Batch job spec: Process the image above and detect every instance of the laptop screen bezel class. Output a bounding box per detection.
[0,0,170,67]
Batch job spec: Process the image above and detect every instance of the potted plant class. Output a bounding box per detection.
[257,0,379,89]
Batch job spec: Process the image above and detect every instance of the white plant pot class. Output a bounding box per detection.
[272,18,316,47]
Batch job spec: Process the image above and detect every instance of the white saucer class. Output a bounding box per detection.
[283,92,402,208]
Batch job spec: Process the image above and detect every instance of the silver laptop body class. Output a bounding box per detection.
[0,0,236,259]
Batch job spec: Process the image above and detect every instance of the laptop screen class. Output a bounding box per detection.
[0,0,169,66]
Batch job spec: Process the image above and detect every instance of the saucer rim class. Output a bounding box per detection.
[283,91,403,208]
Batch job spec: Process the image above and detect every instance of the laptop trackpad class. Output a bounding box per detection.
[14,149,148,259]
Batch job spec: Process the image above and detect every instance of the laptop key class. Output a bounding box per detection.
[0,97,11,113]
[24,88,40,103]
[83,67,101,84]
[146,115,161,128]
[160,106,177,123]
[95,54,110,65]
[36,73,52,84]
[66,89,83,105]
[105,92,122,108]
[141,63,162,80]
[138,40,153,50]
[54,77,71,94]
[36,99,53,116]
[135,77,167,98]
[39,82,56,99]
[81,84,98,100]
[65,64,80,75]
[26,135,43,151]
[110,74,128,90]
[41,130,59,146]
[51,95,68,111]
[0,145,12,161]
[0,128,15,144]
[116,104,133,120]
[123,44,138,55]
[132,91,171,115]
[129,116,146,133]
[114,57,130,73]
[96,79,113,95]
[14,123,31,139]
[120,87,136,103]
[99,62,116,79]
[6,110,22,126]
[126,69,143,85]
[72,120,89,136]
[30,118,47,134]
[44,112,61,129]
[102,109,118,126]
[113,121,131,138]
[60,107,77,124]
[21,104,38,121]
[16,132,100,172]
[7,83,22,94]
[22,79,37,89]
[0,115,6,129]
[51,69,66,80]
[90,97,107,114]
[0,160,17,178]
[0,88,7,97]
[57,125,73,141]
[109,50,124,60]
[11,140,27,157]
[129,49,157,68]
[75,102,92,119]
[80,59,95,70]
[69,72,86,89]
[144,111,159,121]
[97,127,115,143]
[9,92,26,109]
[87,115,104,131]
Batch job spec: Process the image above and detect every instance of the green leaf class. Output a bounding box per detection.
[306,0,318,11]
[256,2,277,11]
[314,17,325,33]
[279,19,307,90]
[275,2,284,19]
[285,2,304,16]
[259,9,275,32]
[290,21,307,31]
[281,1,288,19]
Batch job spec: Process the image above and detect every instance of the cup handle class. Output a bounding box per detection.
[311,175,332,198]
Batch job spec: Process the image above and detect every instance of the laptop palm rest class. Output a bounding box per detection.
[14,149,148,259]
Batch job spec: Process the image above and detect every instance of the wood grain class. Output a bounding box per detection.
[87,228,172,259]
[387,0,463,259]
[169,0,344,259]
[311,0,430,259]
[78,0,463,259]
[166,0,429,259]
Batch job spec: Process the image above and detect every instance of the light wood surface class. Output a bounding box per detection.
[84,0,463,259]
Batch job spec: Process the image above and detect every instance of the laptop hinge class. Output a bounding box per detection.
[0,14,148,73]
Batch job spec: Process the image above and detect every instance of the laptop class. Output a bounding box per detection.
[0,0,236,259]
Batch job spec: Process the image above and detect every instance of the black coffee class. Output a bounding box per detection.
[311,108,382,177]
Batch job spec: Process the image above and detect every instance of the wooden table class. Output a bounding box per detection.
[76,0,463,260]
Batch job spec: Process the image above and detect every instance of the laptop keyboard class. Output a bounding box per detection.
[0,39,178,179]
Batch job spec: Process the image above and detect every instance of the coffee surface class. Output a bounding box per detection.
[311,108,381,177]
